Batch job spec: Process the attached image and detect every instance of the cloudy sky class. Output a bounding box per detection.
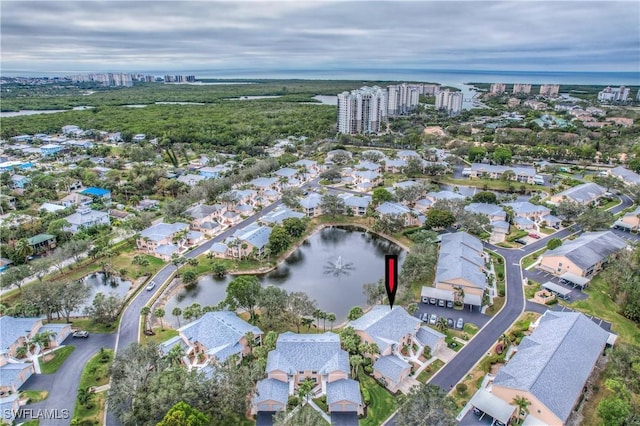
[1,1,639,75]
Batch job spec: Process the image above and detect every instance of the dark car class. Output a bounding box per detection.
[73,330,89,338]
[421,312,429,322]
[514,238,527,245]
[447,318,454,328]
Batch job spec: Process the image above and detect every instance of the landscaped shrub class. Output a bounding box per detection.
[287,396,299,409]
[364,365,373,374]
[545,298,558,305]
[362,388,371,405]
[456,383,468,395]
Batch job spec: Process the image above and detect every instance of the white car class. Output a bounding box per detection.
[146,281,156,291]
[429,314,437,325]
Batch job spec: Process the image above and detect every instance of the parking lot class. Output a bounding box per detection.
[524,269,588,302]
[416,302,490,331]
[459,408,498,426]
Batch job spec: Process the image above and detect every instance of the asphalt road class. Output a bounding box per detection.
[18,333,116,426]
[610,193,633,214]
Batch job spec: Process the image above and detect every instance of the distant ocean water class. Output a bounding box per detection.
[189,68,640,86]
[5,68,639,86]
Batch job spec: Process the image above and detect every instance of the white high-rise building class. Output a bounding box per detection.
[387,84,420,116]
[539,84,560,98]
[489,83,506,95]
[597,86,631,102]
[337,86,387,134]
[435,90,463,115]
[512,84,532,95]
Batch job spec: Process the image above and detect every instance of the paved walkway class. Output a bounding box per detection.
[307,399,331,423]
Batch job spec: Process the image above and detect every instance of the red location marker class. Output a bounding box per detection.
[385,255,398,309]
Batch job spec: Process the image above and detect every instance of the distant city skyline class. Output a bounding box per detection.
[1,1,638,75]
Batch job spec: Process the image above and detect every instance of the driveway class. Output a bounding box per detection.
[416,304,490,330]
[17,333,116,425]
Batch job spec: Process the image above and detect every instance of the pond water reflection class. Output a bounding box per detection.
[164,227,406,326]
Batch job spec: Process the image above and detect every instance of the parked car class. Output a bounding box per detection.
[447,318,454,328]
[473,407,482,416]
[421,312,429,322]
[429,314,437,325]
[438,299,445,307]
[514,238,527,245]
[146,281,156,291]
[446,300,453,308]
[456,318,464,329]
[73,330,89,338]
[429,298,437,305]
[529,233,540,239]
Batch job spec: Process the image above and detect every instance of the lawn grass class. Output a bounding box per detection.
[72,349,114,425]
[49,317,118,334]
[313,396,328,413]
[521,247,546,270]
[40,345,75,374]
[141,327,178,345]
[524,280,542,299]
[445,333,464,352]
[568,275,640,345]
[358,372,398,426]
[599,198,621,211]
[416,359,444,383]
[20,390,49,404]
[539,226,556,235]
[112,252,165,281]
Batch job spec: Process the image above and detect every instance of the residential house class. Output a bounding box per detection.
[199,165,229,179]
[39,202,66,213]
[414,198,433,213]
[422,232,486,309]
[252,332,363,416]
[548,183,607,206]
[292,159,321,178]
[326,149,353,162]
[64,208,110,233]
[184,204,226,236]
[538,231,627,277]
[249,177,279,194]
[463,164,542,185]
[274,167,298,180]
[40,144,62,156]
[425,190,465,203]
[260,206,305,225]
[355,160,382,172]
[92,166,112,179]
[299,193,323,217]
[135,199,160,211]
[464,203,507,222]
[349,306,444,392]
[132,134,146,142]
[177,174,207,187]
[376,202,422,227]
[27,234,57,254]
[396,150,421,160]
[489,311,612,425]
[0,258,13,273]
[80,187,112,205]
[609,166,640,186]
[159,311,262,372]
[221,223,272,259]
[60,193,92,208]
[109,209,134,221]
[384,158,407,173]
[10,175,29,190]
[338,193,371,216]
[137,222,190,260]
[503,201,551,226]
[614,205,640,231]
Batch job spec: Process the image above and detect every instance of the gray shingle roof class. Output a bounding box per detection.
[416,326,445,350]
[139,222,189,242]
[348,306,420,353]
[0,317,40,352]
[299,193,322,209]
[159,335,189,355]
[610,166,640,185]
[373,355,410,383]
[327,379,362,406]
[503,202,550,216]
[0,362,32,388]
[265,332,349,375]
[426,190,465,201]
[465,203,507,219]
[274,167,298,178]
[185,204,223,219]
[542,231,627,270]
[253,378,289,406]
[376,202,410,216]
[554,183,607,204]
[338,193,372,209]
[435,232,486,290]
[261,206,305,224]
[233,223,272,249]
[493,311,611,423]
[179,312,261,363]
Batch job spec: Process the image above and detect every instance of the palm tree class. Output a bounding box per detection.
[435,316,448,332]
[187,258,198,267]
[349,354,364,376]
[313,309,323,330]
[154,308,166,330]
[245,331,256,357]
[31,330,56,351]
[140,306,151,330]
[326,313,336,331]
[77,386,95,408]
[512,395,531,424]
[15,239,34,263]
[301,317,314,332]
[453,286,465,306]
[320,311,328,332]
[166,344,185,366]
[296,378,315,403]
[172,307,182,327]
